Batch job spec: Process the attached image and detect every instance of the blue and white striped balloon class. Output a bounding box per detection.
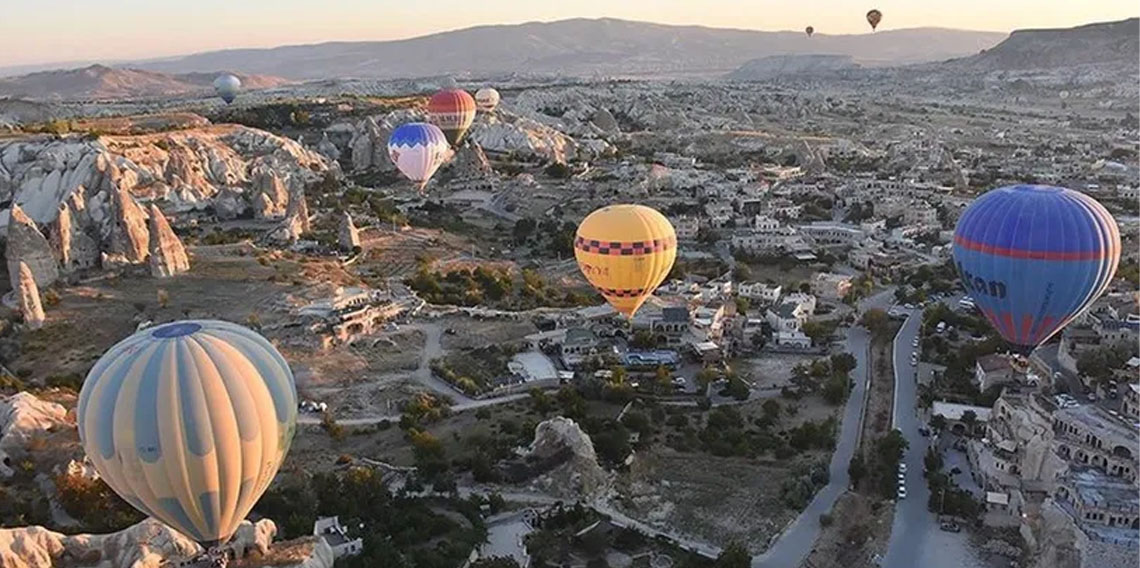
[388,122,452,191]
[77,320,297,547]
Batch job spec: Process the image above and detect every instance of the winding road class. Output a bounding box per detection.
[883,297,991,568]
[753,288,894,567]
[297,322,531,425]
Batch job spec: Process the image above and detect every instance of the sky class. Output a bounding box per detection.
[1,0,1136,68]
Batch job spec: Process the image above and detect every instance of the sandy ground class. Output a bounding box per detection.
[803,491,894,568]
[739,353,817,390]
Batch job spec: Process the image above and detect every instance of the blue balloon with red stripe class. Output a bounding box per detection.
[952,184,1121,354]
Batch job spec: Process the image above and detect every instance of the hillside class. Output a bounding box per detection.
[129,18,1004,80]
[0,65,291,100]
[948,18,1138,70]
[728,54,860,81]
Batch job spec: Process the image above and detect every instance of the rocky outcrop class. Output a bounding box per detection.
[16,262,45,330]
[147,204,189,277]
[49,197,99,273]
[315,133,340,162]
[272,190,311,243]
[727,54,860,81]
[338,212,360,251]
[1,125,332,237]
[0,518,278,568]
[108,186,150,264]
[468,111,610,163]
[521,417,611,500]
[445,143,494,179]
[346,110,421,172]
[589,109,619,133]
[0,392,69,478]
[251,169,290,220]
[5,205,59,291]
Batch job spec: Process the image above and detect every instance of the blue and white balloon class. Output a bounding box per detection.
[213,74,241,104]
[387,122,452,191]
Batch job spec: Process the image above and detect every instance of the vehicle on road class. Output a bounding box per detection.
[912,338,919,347]
[919,427,930,437]
[897,486,907,499]
[899,463,907,473]
[939,520,961,532]
[950,467,961,475]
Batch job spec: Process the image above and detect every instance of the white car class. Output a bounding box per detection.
[912,338,919,347]
[899,463,908,473]
[897,486,907,499]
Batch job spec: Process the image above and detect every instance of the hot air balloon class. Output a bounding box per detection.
[213,74,241,104]
[427,89,477,146]
[77,320,297,554]
[1059,90,1071,100]
[388,122,452,192]
[952,185,1121,355]
[575,205,677,318]
[805,26,815,37]
[475,88,501,112]
[866,9,882,31]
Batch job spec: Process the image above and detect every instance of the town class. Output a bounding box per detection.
[0,12,1137,568]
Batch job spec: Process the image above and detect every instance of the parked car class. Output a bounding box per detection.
[898,463,907,473]
[897,486,907,499]
[919,427,930,437]
[939,520,961,533]
[950,466,961,475]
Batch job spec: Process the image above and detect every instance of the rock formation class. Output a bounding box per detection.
[0,392,69,478]
[346,110,421,172]
[338,212,360,251]
[589,108,620,133]
[16,262,45,330]
[0,518,280,568]
[108,186,150,264]
[6,205,60,292]
[147,205,190,277]
[271,190,311,243]
[445,143,494,180]
[521,417,611,501]
[315,133,340,162]
[49,198,99,274]
[251,169,290,220]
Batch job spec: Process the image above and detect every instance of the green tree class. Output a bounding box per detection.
[725,377,751,401]
[655,365,673,392]
[930,414,947,432]
[715,542,751,568]
[848,454,866,486]
[860,308,891,339]
[762,399,781,420]
[960,410,978,435]
[512,218,536,243]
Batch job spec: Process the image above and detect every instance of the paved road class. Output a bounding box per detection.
[753,325,870,567]
[883,302,991,568]
[752,289,894,567]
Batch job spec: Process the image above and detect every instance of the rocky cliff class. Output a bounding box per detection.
[521,416,611,501]
[16,262,45,330]
[1,124,332,274]
[0,518,287,568]
[0,392,70,478]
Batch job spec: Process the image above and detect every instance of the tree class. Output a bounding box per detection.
[821,374,849,405]
[860,308,891,339]
[848,454,866,486]
[609,366,628,386]
[472,558,521,568]
[801,320,834,344]
[762,399,782,420]
[696,366,718,391]
[830,352,857,374]
[715,542,751,568]
[156,289,169,308]
[321,411,345,441]
[725,377,751,401]
[960,410,978,434]
[930,414,947,432]
[655,365,673,392]
[512,218,536,243]
[631,330,656,349]
[751,332,767,350]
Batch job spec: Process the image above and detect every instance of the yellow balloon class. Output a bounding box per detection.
[575,204,677,318]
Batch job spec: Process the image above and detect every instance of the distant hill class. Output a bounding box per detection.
[728,54,860,81]
[946,18,1138,70]
[127,18,1005,80]
[0,65,291,100]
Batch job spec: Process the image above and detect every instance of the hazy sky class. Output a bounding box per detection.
[1,0,1135,67]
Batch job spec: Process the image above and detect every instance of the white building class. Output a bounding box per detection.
[673,216,700,241]
[314,517,363,559]
[737,282,782,305]
[904,204,940,226]
[800,222,866,246]
[752,215,780,231]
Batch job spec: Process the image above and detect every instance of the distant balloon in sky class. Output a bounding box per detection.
[866,9,882,31]
[388,122,452,192]
[427,89,477,146]
[475,88,501,112]
[952,185,1121,355]
[213,74,241,104]
[575,204,677,318]
[77,320,297,550]
[1059,90,1071,100]
[805,26,815,37]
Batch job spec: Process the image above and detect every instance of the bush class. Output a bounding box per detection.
[819,513,834,527]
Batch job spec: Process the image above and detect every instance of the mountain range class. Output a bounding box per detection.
[0,65,289,100]
[128,18,1004,80]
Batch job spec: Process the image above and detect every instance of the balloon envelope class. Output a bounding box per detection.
[575,205,677,318]
[213,74,241,104]
[77,320,297,547]
[866,9,882,30]
[952,185,1121,354]
[388,122,451,190]
[475,88,500,112]
[805,26,814,37]
[427,89,477,146]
